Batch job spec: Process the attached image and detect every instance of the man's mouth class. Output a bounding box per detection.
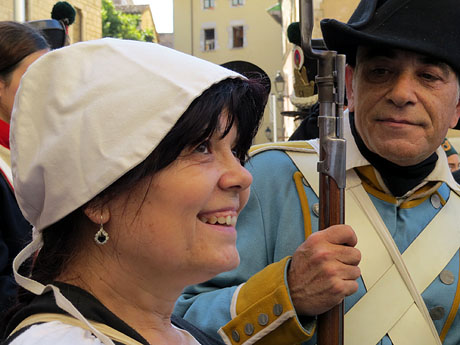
[377,116,422,126]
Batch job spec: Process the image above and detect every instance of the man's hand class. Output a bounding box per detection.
[287,225,361,316]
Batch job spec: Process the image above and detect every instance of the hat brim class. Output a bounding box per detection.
[220,60,271,101]
[321,18,460,130]
[322,16,460,77]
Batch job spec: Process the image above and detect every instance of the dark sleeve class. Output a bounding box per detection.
[0,176,32,316]
[452,169,460,183]
[288,103,320,141]
[171,314,226,345]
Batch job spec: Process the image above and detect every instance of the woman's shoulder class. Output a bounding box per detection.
[7,321,103,345]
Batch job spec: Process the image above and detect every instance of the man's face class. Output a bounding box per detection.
[346,47,460,166]
[448,153,459,172]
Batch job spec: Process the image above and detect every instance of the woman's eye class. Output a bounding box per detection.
[194,142,210,154]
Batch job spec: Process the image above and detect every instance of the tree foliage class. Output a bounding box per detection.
[102,0,154,42]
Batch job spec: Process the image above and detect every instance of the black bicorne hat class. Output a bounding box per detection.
[27,19,66,49]
[321,0,460,74]
[220,60,271,98]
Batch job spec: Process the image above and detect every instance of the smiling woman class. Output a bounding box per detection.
[1,39,266,345]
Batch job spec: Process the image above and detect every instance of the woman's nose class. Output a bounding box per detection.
[218,154,253,192]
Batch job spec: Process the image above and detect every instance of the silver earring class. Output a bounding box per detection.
[94,216,109,245]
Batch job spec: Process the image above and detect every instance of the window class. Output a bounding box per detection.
[231,0,244,6]
[204,28,215,51]
[69,7,83,43]
[227,21,246,49]
[201,23,217,52]
[203,0,215,9]
[232,26,244,48]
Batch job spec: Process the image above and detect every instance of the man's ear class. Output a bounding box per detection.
[83,203,110,225]
[345,65,355,112]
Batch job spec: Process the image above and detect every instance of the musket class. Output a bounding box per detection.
[299,1,347,344]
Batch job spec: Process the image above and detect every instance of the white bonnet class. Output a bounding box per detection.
[10,38,242,230]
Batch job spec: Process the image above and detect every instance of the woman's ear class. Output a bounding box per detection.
[0,79,10,123]
[0,79,5,102]
[83,203,110,225]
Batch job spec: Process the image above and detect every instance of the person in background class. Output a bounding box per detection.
[2,38,266,345]
[0,21,49,317]
[285,26,347,142]
[284,22,324,141]
[442,137,459,172]
[51,1,76,46]
[175,0,460,344]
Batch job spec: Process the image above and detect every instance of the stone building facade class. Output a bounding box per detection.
[1,0,102,42]
[174,0,284,144]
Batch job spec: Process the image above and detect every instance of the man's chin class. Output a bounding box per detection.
[379,151,430,167]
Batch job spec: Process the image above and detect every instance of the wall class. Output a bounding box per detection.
[1,0,102,41]
[174,0,284,143]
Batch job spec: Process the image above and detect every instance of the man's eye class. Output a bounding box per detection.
[373,68,388,75]
[194,142,210,154]
[365,67,393,83]
[420,73,440,81]
[370,68,392,78]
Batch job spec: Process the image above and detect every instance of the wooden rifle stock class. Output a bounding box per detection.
[299,1,347,344]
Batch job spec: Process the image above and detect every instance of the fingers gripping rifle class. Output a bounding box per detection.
[300,1,346,344]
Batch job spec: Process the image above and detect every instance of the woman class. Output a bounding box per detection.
[0,21,49,314]
[2,38,266,344]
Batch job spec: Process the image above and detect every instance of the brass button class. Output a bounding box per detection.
[312,203,320,217]
[429,306,445,320]
[231,329,240,342]
[440,270,455,285]
[244,323,254,336]
[273,304,283,316]
[430,194,441,209]
[258,313,269,326]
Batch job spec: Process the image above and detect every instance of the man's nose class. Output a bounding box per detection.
[385,72,418,107]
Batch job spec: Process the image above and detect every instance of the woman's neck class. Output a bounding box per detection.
[57,254,187,344]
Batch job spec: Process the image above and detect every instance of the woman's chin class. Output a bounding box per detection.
[192,251,240,283]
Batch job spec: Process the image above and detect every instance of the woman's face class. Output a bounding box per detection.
[0,49,48,123]
[106,115,252,287]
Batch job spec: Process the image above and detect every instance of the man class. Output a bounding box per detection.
[175,1,460,344]
[448,153,459,172]
[284,23,324,141]
[442,137,460,172]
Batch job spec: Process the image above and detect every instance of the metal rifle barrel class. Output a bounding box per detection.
[299,1,347,344]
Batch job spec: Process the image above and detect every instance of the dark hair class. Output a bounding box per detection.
[2,77,265,328]
[0,21,49,84]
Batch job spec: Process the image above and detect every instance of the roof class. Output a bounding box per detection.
[114,4,149,15]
